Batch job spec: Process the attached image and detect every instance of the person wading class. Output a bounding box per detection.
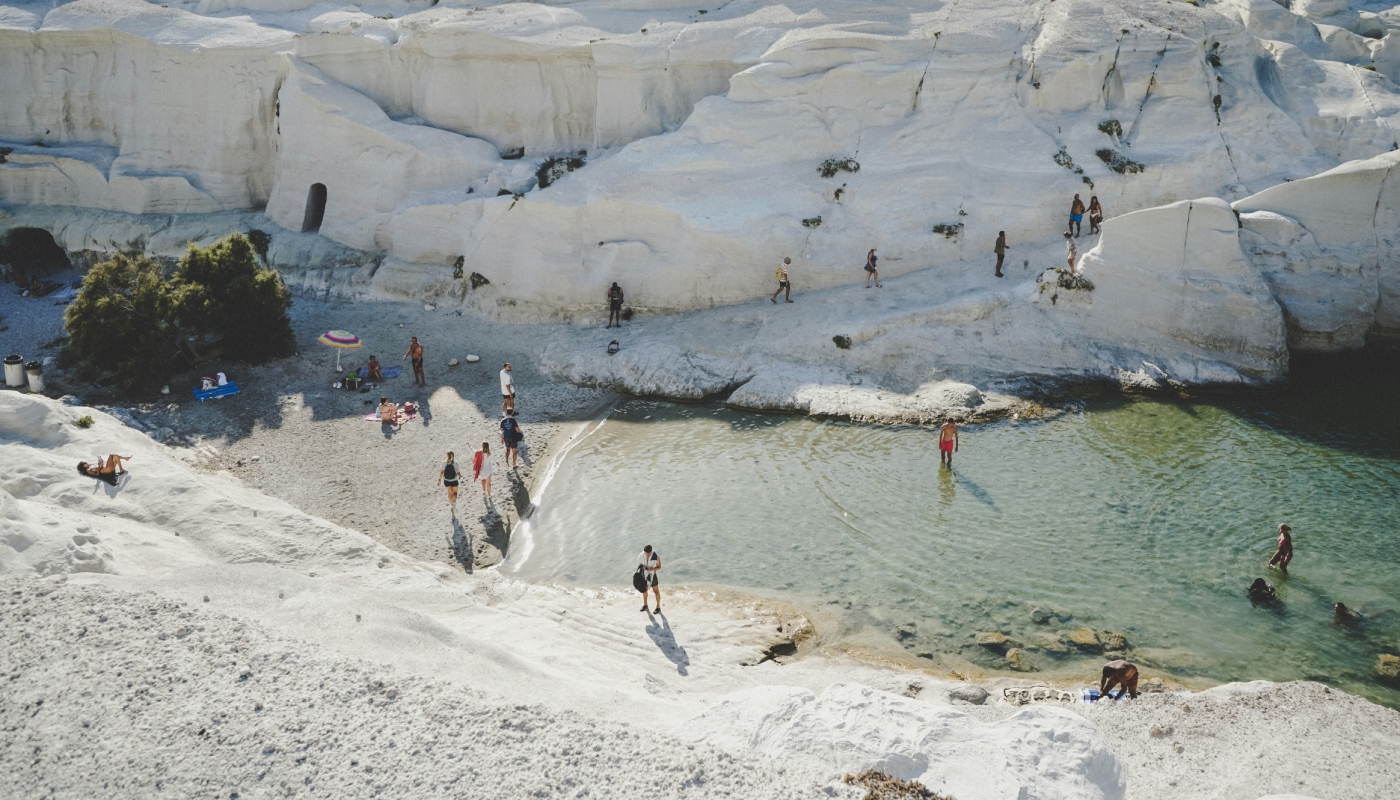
[636,544,661,613]
[1069,194,1086,237]
[864,247,881,288]
[606,282,625,328]
[772,257,793,303]
[438,451,460,511]
[994,231,1009,278]
[1268,523,1293,573]
[403,336,426,387]
[938,420,959,467]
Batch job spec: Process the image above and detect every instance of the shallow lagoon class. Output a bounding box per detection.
[506,355,1400,706]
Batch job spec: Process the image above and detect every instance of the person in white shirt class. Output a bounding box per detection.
[500,363,515,414]
[473,441,495,499]
[638,545,661,613]
[1064,232,1079,275]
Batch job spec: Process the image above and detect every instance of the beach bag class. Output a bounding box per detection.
[633,566,648,593]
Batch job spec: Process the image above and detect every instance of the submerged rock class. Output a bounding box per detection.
[1006,648,1036,672]
[1377,653,1400,683]
[1068,628,1102,651]
[975,632,1012,653]
[1100,631,1129,652]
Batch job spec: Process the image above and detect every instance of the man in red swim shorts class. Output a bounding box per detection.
[938,420,959,467]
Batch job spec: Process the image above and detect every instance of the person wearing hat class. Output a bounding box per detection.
[771,257,793,303]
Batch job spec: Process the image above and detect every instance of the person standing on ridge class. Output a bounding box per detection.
[994,232,1009,278]
[500,410,522,468]
[438,451,459,511]
[865,247,881,288]
[637,544,661,613]
[500,363,515,414]
[772,257,793,303]
[938,420,959,467]
[1268,523,1293,573]
[1064,232,1079,275]
[1069,194,1086,237]
[1088,196,1104,236]
[606,282,625,328]
[403,336,426,387]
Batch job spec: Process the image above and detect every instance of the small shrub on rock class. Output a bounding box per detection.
[843,770,951,800]
[1097,119,1122,137]
[1095,148,1145,174]
[64,254,177,391]
[833,335,852,349]
[802,216,823,228]
[1053,147,1085,176]
[931,222,963,239]
[246,229,271,264]
[818,157,860,178]
[75,415,94,428]
[170,234,295,363]
[536,152,587,189]
[1056,268,1095,290]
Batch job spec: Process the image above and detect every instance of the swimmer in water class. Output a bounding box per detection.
[1334,603,1363,625]
[1248,578,1278,605]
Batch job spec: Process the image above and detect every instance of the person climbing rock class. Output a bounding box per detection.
[606,282,625,328]
[994,232,1008,278]
[1069,194,1086,237]
[938,420,959,467]
[772,257,793,303]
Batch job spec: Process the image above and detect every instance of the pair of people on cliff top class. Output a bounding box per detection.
[1068,194,1104,237]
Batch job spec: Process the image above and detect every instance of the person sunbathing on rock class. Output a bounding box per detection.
[1099,659,1139,700]
[77,455,132,485]
[1248,578,1278,605]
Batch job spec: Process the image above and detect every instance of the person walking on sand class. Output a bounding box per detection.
[500,363,515,414]
[1069,194,1085,237]
[500,410,522,468]
[473,441,495,500]
[994,231,1009,278]
[403,337,426,387]
[1088,196,1104,236]
[606,282,625,329]
[1064,232,1079,275]
[1099,659,1139,700]
[637,544,661,613]
[865,247,881,288]
[438,451,460,511]
[772,257,793,303]
[938,420,959,467]
[1267,523,1293,573]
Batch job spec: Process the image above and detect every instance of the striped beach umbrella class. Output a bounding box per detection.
[318,330,362,372]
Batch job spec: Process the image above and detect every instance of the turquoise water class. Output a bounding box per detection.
[506,355,1400,706]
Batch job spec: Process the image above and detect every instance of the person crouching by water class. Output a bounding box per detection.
[438,451,459,511]
[1099,659,1139,700]
[1267,523,1293,573]
[637,544,661,613]
[1248,578,1278,605]
[473,441,495,500]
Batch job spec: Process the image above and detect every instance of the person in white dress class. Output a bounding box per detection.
[473,441,496,499]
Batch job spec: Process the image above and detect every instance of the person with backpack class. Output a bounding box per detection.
[606,282,625,328]
[437,451,460,510]
[473,442,495,500]
[500,410,523,468]
[635,544,661,613]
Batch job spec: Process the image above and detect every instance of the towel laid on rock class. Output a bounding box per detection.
[356,365,403,380]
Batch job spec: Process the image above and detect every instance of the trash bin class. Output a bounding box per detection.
[24,360,44,394]
[4,355,24,387]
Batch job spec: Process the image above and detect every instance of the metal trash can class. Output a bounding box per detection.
[4,354,24,387]
[24,360,43,394]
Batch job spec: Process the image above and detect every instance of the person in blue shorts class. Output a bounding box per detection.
[1069,194,1085,237]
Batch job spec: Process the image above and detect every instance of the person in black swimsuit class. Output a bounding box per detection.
[606,282,625,328]
[438,451,459,510]
[403,336,426,387]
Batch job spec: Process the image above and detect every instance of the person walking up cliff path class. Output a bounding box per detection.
[772,257,793,303]
[994,232,1008,278]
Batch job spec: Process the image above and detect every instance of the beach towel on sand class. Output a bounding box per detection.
[356,366,403,380]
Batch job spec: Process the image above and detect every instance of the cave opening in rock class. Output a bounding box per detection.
[0,227,71,279]
[302,183,327,233]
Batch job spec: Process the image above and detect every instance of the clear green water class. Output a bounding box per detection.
[505,355,1400,706]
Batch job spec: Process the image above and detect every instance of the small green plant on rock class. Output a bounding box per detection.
[802,216,823,228]
[536,152,587,189]
[1098,119,1122,138]
[75,415,94,428]
[931,222,963,239]
[833,335,852,349]
[1054,268,1095,290]
[818,157,860,178]
[1095,148,1145,174]
[469,272,490,290]
[452,256,465,280]
[1053,147,1086,176]
[843,770,951,800]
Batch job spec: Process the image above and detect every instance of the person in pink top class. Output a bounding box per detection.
[1267,523,1293,573]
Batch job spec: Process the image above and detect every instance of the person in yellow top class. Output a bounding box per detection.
[771,257,794,303]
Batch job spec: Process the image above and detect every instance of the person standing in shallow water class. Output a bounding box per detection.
[938,420,958,467]
[1069,194,1085,237]
[403,336,425,387]
[1268,523,1293,573]
[772,257,793,303]
[605,282,624,328]
[638,545,661,613]
[438,451,459,511]
[993,231,1008,278]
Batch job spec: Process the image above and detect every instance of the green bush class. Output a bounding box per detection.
[170,235,295,363]
[64,254,177,391]
[818,157,859,178]
[75,415,94,428]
